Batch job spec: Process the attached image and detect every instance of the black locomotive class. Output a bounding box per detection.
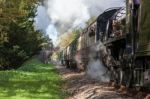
[60,0,150,89]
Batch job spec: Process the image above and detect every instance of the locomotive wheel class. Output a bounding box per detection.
[123,58,133,88]
[109,66,120,88]
[116,68,123,86]
[124,68,132,88]
[109,68,117,87]
[114,48,125,87]
[119,48,132,88]
[112,67,125,88]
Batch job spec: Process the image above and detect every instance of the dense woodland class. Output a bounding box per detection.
[0,0,53,69]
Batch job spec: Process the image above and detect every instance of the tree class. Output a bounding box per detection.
[0,0,53,69]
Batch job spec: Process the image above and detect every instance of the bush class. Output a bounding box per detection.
[0,45,29,69]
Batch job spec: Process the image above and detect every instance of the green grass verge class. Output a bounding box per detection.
[0,58,66,99]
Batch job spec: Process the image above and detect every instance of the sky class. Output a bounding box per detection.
[34,0,125,46]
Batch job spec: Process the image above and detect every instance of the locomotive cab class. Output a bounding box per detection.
[106,7,126,40]
[96,8,120,42]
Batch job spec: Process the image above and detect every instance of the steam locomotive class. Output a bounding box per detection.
[60,0,150,89]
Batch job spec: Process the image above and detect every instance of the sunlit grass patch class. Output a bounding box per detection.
[0,58,66,99]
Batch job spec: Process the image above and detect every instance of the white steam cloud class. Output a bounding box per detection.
[87,59,110,82]
[45,0,124,33]
[35,0,124,44]
[47,0,90,33]
[87,42,110,82]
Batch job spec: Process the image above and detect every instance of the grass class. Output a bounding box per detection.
[0,58,66,99]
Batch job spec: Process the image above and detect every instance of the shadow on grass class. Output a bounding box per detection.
[0,58,66,99]
[0,80,64,99]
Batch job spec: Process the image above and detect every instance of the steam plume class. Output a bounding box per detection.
[35,0,124,45]
[87,42,110,82]
[45,0,124,34]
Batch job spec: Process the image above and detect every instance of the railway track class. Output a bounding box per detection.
[55,64,150,99]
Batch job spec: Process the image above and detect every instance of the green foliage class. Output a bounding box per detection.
[72,28,82,39]
[0,0,53,69]
[0,57,66,99]
[0,45,28,69]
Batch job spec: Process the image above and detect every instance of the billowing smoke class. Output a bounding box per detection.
[35,0,124,45]
[87,59,110,82]
[46,0,90,33]
[87,42,110,82]
[44,0,124,34]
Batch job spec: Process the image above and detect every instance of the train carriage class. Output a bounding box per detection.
[68,39,78,68]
